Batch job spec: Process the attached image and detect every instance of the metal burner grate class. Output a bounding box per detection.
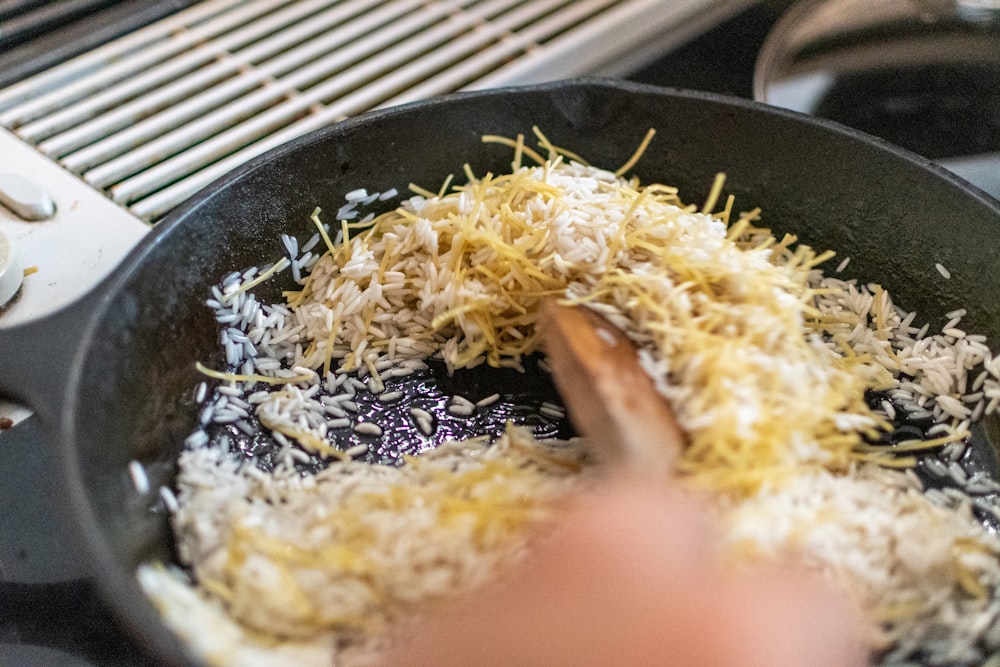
[0,0,735,221]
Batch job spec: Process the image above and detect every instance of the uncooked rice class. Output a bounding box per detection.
[128,460,149,495]
[139,131,1000,667]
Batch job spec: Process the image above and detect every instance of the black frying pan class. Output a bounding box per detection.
[1,78,999,666]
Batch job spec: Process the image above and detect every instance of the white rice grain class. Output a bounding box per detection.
[129,460,150,495]
[159,486,179,514]
[353,422,383,437]
[344,443,369,458]
[378,391,403,403]
[475,393,500,407]
[447,403,474,417]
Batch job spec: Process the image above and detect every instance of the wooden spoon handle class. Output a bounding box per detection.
[541,301,684,479]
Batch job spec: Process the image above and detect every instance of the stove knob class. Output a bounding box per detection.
[0,173,56,221]
[0,230,24,309]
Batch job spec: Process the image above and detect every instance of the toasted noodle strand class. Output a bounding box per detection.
[195,361,313,386]
[614,127,656,176]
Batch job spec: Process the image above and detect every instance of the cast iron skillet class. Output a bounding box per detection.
[1,78,999,665]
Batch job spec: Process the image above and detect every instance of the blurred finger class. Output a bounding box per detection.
[390,483,866,667]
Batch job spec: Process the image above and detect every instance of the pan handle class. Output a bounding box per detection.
[0,293,98,426]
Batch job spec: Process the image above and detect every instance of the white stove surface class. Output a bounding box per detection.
[0,130,149,428]
[0,128,149,327]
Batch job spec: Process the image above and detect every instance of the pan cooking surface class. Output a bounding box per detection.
[201,356,573,475]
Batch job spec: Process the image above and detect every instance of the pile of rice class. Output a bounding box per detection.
[142,427,590,666]
[138,130,1000,667]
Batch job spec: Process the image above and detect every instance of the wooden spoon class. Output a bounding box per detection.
[541,300,684,479]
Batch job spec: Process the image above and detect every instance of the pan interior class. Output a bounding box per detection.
[61,80,1000,663]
